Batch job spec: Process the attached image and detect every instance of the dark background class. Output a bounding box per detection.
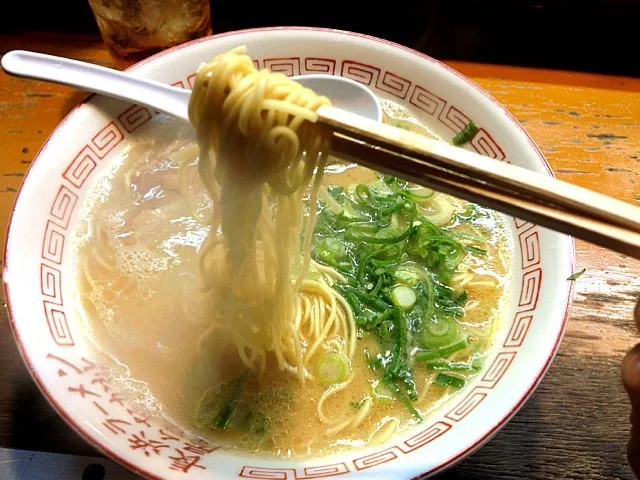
[0,0,639,77]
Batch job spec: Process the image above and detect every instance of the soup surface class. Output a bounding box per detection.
[73,99,513,457]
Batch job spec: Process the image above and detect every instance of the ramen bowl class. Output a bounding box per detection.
[4,27,574,479]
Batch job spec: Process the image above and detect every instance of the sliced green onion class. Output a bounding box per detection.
[416,277,436,322]
[370,309,394,332]
[348,222,379,234]
[567,268,586,280]
[423,359,482,372]
[400,188,434,203]
[380,197,406,217]
[377,243,403,261]
[315,352,350,386]
[370,275,384,296]
[195,369,248,431]
[420,317,458,348]
[382,378,423,422]
[340,200,368,222]
[417,196,457,228]
[356,249,378,284]
[433,373,466,389]
[194,389,225,429]
[415,338,468,362]
[372,380,395,404]
[356,245,401,283]
[341,291,363,318]
[345,225,415,244]
[215,370,248,429]
[313,237,350,273]
[449,230,486,244]
[369,180,394,196]
[391,286,416,310]
[395,268,421,287]
[452,121,479,146]
[322,237,345,256]
[463,244,487,256]
[354,184,372,204]
[334,284,391,312]
[387,308,407,377]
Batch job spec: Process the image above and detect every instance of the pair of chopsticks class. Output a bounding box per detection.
[316,105,640,260]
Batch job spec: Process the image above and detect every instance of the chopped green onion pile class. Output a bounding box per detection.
[310,174,490,419]
[434,373,466,389]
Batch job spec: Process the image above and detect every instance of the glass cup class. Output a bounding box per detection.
[88,0,212,62]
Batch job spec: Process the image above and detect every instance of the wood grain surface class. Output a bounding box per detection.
[0,34,639,479]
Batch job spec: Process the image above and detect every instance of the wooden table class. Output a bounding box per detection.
[0,33,639,480]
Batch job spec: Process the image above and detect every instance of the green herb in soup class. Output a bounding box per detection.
[309,172,496,419]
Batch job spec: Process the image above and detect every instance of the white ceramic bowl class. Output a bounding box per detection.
[4,27,574,479]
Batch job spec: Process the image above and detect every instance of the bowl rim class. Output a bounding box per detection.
[3,26,575,480]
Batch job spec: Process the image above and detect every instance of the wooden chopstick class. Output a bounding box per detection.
[316,105,640,260]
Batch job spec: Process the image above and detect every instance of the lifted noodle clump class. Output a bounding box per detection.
[185,46,356,380]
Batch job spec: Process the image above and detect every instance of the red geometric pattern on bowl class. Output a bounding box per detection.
[504,312,534,348]
[43,352,219,473]
[439,105,471,135]
[63,146,99,189]
[402,421,451,451]
[470,128,506,160]
[518,225,541,269]
[41,263,63,304]
[376,71,412,100]
[33,55,543,477]
[42,220,66,265]
[445,390,488,422]
[50,185,78,229]
[340,60,380,89]
[43,301,73,346]
[92,122,124,158]
[409,86,446,117]
[518,268,542,312]
[479,351,517,388]
[239,463,350,479]
[354,446,403,470]
[264,57,301,76]
[303,58,336,75]
[186,75,197,89]
[118,104,156,133]
[353,419,454,471]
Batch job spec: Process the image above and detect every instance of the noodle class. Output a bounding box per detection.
[185,46,355,380]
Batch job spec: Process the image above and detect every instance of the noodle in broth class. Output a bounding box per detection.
[185,46,354,381]
[74,47,513,457]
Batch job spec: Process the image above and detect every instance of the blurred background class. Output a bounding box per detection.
[0,0,638,77]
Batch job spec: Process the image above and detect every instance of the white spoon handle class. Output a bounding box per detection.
[1,50,191,121]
